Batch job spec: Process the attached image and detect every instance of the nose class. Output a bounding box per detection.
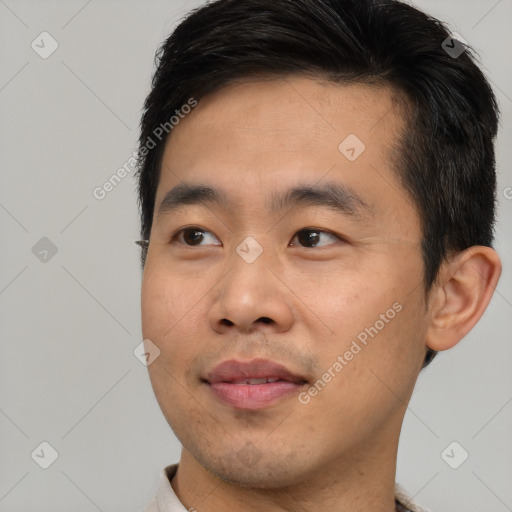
[208,247,295,335]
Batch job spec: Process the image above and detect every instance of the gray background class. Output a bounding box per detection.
[0,0,510,511]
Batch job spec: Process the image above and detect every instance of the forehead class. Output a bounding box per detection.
[163,76,405,160]
[155,76,416,230]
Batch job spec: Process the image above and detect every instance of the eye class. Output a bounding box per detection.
[172,227,221,247]
[289,228,343,248]
[170,227,343,249]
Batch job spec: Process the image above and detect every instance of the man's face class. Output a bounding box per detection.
[141,77,430,487]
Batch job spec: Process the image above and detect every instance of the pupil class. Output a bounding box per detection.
[299,230,319,247]
[185,229,203,245]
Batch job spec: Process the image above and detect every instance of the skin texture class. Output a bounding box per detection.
[141,76,501,511]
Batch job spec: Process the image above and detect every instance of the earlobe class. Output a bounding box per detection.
[425,246,502,352]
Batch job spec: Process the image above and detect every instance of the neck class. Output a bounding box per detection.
[171,433,400,512]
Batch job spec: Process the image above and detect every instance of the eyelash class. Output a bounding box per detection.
[169,226,345,249]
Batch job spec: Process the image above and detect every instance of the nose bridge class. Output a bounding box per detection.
[225,234,274,305]
[209,234,294,333]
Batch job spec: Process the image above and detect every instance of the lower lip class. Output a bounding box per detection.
[208,381,304,410]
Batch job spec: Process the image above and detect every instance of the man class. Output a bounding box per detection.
[134,0,502,510]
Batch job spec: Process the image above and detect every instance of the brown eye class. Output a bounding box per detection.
[290,229,342,248]
[174,228,221,247]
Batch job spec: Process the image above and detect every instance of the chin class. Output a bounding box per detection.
[193,444,313,489]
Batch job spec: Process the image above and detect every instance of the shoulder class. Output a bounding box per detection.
[395,483,433,512]
[140,496,158,512]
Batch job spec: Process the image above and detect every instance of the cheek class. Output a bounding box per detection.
[302,253,425,367]
[142,269,199,411]
[141,274,171,341]
[141,260,200,338]
[303,296,426,436]
[142,257,223,368]
[285,264,396,339]
[141,265,194,375]
[341,284,427,393]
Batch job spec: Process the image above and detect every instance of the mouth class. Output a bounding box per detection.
[203,358,308,410]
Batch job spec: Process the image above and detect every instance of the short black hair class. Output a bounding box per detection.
[135,0,500,368]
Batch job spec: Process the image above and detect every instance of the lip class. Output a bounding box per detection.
[204,358,308,410]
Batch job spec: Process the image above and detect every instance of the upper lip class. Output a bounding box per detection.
[204,358,308,384]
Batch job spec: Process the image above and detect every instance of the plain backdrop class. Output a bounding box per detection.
[0,0,511,511]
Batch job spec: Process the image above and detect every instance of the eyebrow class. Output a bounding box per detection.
[156,181,372,219]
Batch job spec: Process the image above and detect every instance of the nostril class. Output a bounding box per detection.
[258,317,273,324]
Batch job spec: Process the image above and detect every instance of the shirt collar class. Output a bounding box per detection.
[150,464,188,512]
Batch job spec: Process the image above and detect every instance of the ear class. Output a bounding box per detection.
[425,246,502,351]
